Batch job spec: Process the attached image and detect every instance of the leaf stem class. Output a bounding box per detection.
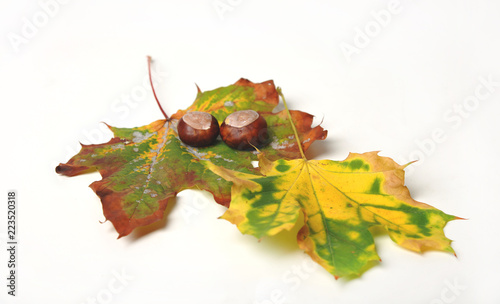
[277,87,306,160]
[147,56,169,120]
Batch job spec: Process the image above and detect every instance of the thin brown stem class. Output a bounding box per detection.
[277,87,306,160]
[147,56,169,120]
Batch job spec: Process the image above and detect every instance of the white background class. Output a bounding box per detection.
[1,0,499,303]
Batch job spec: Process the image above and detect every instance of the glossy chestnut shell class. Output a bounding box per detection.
[220,110,269,150]
[177,111,220,147]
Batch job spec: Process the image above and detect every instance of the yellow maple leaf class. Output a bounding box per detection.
[206,89,460,278]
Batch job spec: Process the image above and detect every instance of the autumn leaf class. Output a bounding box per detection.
[56,77,326,237]
[206,89,459,279]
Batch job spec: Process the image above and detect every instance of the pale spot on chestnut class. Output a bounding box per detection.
[182,111,213,130]
[220,110,269,150]
[178,111,219,147]
[224,109,259,128]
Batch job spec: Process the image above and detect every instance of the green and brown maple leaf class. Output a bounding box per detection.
[56,79,327,237]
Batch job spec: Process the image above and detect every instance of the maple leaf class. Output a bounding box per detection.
[56,74,326,237]
[206,89,460,279]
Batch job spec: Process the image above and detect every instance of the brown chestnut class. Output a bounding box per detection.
[220,110,269,150]
[177,111,220,147]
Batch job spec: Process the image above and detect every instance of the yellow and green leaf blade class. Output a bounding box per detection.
[207,152,459,278]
